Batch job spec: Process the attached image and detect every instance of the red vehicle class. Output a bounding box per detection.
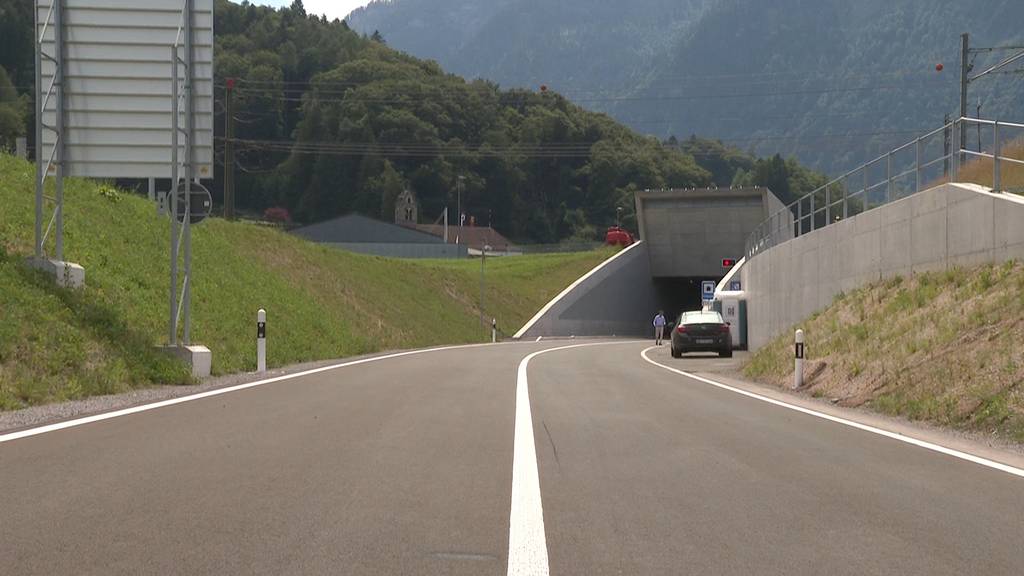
[605,226,634,246]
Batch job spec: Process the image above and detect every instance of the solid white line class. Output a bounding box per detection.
[640,347,1024,479]
[513,241,644,340]
[507,341,637,576]
[0,343,501,444]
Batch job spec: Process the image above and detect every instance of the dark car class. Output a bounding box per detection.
[670,310,733,358]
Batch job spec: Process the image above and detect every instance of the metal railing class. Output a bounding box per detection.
[745,117,1024,260]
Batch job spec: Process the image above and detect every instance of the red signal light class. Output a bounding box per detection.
[935,63,944,72]
[722,258,737,268]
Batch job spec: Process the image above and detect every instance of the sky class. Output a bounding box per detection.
[240,1,372,21]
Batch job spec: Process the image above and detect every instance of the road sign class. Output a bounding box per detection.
[172,180,212,224]
[729,280,742,291]
[36,0,214,179]
[702,280,716,300]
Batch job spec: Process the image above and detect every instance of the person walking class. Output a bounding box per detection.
[653,310,667,345]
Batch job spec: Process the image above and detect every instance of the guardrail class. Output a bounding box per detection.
[745,117,1024,260]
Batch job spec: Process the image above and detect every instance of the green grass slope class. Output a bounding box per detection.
[0,155,612,410]
[745,262,1024,442]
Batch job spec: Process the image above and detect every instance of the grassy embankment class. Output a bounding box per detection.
[0,155,612,410]
[955,142,1024,195]
[745,261,1024,442]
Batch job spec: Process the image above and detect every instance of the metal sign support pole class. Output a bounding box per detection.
[35,0,66,261]
[168,0,196,347]
[54,0,65,262]
[34,2,44,259]
[183,0,194,346]
[170,45,180,347]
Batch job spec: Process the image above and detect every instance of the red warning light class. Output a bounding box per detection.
[935,63,944,72]
[722,258,737,268]
[226,77,236,90]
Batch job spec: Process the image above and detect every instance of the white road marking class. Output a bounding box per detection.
[0,342,504,444]
[641,347,1024,479]
[508,341,638,576]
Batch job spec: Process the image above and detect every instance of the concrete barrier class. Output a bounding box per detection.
[742,183,1024,350]
[515,241,656,339]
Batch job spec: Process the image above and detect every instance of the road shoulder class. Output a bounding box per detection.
[641,345,1024,469]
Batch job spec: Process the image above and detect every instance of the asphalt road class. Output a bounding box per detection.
[2,340,1022,575]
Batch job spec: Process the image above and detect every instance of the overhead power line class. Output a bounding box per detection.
[219,128,937,159]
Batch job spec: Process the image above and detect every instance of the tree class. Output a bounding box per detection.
[196,0,829,238]
[0,65,25,150]
[370,161,408,220]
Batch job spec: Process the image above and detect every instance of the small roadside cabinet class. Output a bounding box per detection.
[712,295,748,350]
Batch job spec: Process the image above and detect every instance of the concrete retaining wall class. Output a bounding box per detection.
[636,187,785,278]
[515,241,657,339]
[742,183,1024,350]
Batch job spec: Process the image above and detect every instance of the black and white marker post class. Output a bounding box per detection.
[492,318,497,344]
[257,309,267,373]
[794,329,805,389]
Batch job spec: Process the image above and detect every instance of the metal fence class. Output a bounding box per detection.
[745,117,1024,260]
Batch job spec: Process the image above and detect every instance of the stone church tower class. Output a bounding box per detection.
[394,189,418,225]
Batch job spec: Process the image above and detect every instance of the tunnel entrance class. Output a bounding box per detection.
[652,277,721,322]
[516,188,786,339]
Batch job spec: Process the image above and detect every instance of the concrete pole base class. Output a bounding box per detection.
[26,258,85,289]
[158,345,212,379]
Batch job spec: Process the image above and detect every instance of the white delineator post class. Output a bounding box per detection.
[492,318,497,344]
[794,329,805,390]
[257,309,267,373]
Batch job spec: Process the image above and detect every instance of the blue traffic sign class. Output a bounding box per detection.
[701,280,716,299]
[729,280,742,291]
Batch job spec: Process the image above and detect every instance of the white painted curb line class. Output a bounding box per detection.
[641,347,1024,479]
[0,342,502,444]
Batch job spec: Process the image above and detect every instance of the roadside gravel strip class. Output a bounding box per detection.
[0,344,497,435]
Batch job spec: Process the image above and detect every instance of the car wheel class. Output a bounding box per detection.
[671,346,682,358]
[719,348,733,358]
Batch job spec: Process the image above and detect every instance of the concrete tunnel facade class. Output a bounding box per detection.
[515,187,786,339]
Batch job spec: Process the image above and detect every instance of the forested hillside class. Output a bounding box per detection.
[0,0,829,243]
[350,0,1024,174]
[348,0,711,104]
[626,0,1024,173]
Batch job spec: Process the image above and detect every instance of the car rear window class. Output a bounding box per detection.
[682,312,723,325]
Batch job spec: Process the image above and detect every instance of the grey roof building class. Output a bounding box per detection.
[292,214,467,259]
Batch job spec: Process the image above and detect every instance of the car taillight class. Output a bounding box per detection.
[676,326,687,333]
[720,325,731,333]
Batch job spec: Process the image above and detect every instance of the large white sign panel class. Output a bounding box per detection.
[37,0,214,179]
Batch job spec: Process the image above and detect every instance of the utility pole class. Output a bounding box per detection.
[224,77,236,220]
[457,175,465,245]
[956,33,1024,160]
[959,33,970,156]
[943,113,951,177]
[479,244,487,333]
[977,99,983,152]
